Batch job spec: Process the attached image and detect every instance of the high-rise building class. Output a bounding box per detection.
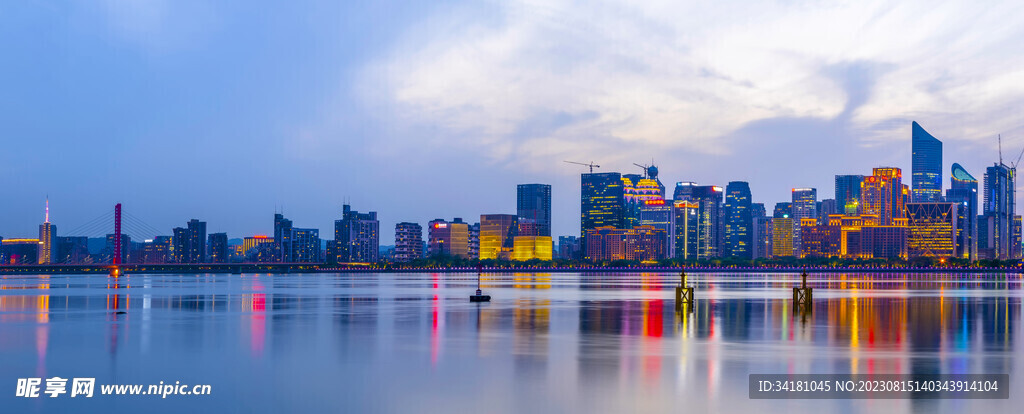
[428,218,469,258]
[55,236,89,264]
[517,184,552,237]
[771,216,793,257]
[912,121,943,202]
[479,214,518,260]
[335,205,379,263]
[751,203,769,259]
[773,202,792,218]
[692,185,724,259]
[799,218,840,258]
[143,236,172,263]
[791,188,817,257]
[290,228,320,263]
[673,200,699,260]
[37,199,55,264]
[639,199,675,258]
[905,203,957,258]
[584,225,666,262]
[724,181,753,259]
[172,219,206,263]
[208,233,228,263]
[945,163,978,260]
[673,182,697,201]
[394,222,424,262]
[622,167,664,228]
[106,233,132,263]
[274,213,293,263]
[581,172,625,244]
[979,163,1016,259]
[835,175,864,215]
[861,167,905,225]
[818,199,838,219]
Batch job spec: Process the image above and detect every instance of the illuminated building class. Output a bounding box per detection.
[558,236,581,260]
[581,172,624,251]
[835,175,863,215]
[208,232,228,263]
[692,185,724,258]
[517,184,551,237]
[1015,216,1023,259]
[623,225,667,262]
[428,218,469,258]
[290,228,320,263]
[584,226,626,262]
[946,163,978,259]
[861,167,904,225]
[771,216,793,257]
[143,236,173,263]
[480,214,518,260]
[791,188,817,257]
[335,204,379,263]
[639,199,674,258]
[751,203,769,259]
[274,213,293,262]
[905,203,957,258]
[517,218,539,236]
[979,163,1015,259]
[673,200,699,259]
[512,236,553,261]
[773,202,792,218]
[724,181,752,259]
[622,166,665,228]
[172,219,205,263]
[912,121,943,202]
[37,199,55,264]
[860,225,907,259]
[243,235,274,254]
[1,239,39,264]
[799,218,840,258]
[394,222,423,262]
[673,181,697,201]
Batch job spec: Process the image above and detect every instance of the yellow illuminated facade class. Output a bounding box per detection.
[906,202,957,257]
[512,236,553,261]
[479,214,518,260]
[243,236,274,254]
[771,217,793,257]
[860,167,904,226]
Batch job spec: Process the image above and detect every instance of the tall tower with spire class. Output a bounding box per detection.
[38,198,56,264]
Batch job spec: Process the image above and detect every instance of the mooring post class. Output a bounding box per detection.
[675,268,694,311]
[793,269,812,312]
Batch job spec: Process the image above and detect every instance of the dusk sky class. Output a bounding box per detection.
[2,0,1024,243]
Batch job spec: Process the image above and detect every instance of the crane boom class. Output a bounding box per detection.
[564,160,600,173]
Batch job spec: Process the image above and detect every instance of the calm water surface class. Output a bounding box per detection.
[0,272,1021,413]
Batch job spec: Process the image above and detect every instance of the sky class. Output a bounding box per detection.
[2,0,1024,243]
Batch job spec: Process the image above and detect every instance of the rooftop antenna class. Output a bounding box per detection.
[999,134,1003,166]
[45,196,49,223]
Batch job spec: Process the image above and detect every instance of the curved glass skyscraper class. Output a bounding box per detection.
[912,121,943,202]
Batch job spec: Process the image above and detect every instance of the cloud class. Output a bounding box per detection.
[355,0,1024,174]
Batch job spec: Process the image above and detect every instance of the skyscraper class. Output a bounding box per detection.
[912,121,943,202]
[692,185,724,258]
[791,188,817,256]
[172,219,207,263]
[945,163,978,260]
[37,199,55,264]
[639,199,674,258]
[517,184,552,237]
[622,167,664,228]
[335,204,379,263]
[835,175,864,215]
[980,163,1015,259]
[861,167,904,225]
[673,200,699,260]
[290,228,321,263]
[750,202,769,259]
[394,222,424,262]
[581,172,624,246]
[274,213,293,263]
[724,181,752,259]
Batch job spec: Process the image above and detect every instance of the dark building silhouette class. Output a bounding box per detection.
[208,232,228,263]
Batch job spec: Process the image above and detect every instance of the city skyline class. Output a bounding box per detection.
[3,2,1024,243]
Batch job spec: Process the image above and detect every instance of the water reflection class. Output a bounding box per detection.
[0,272,1020,413]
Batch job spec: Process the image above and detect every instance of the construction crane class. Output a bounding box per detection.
[564,160,600,173]
[633,163,649,178]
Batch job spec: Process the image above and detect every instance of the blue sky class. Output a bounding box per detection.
[2,0,1024,242]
